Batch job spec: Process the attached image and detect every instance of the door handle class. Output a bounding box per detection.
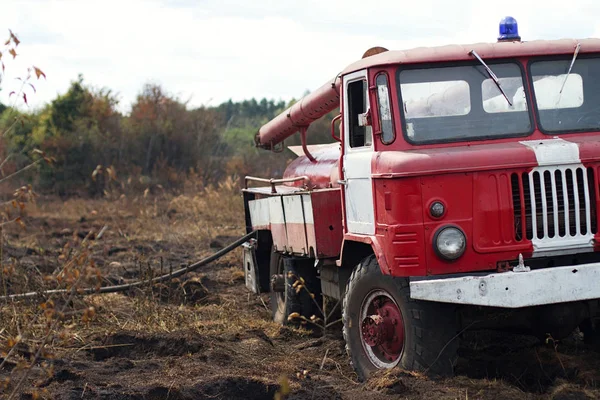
[337,180,347,186]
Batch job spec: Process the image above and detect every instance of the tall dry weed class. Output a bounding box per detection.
[168,175,243,229]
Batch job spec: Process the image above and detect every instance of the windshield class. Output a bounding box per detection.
[397,62,532,144]
[530,57,600,133]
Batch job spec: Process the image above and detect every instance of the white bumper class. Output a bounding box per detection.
[409,263,600,308]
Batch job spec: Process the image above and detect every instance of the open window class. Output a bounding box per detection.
[347,80,372,148]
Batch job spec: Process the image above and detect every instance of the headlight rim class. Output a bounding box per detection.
[433,225,466,261]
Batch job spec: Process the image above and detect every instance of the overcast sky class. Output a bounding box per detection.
[1,0,599,113]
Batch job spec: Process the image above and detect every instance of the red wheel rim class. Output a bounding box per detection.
[360,290,405,368]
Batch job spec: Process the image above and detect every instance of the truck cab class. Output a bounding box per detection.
[242,18,600,379]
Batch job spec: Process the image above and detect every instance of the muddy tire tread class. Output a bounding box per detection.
[342,255,458,381]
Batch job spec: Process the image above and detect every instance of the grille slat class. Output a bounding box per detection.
[529,172,538,239]
[511,166,597,246]
[540,171,549,238]
[573,168,582,233]
[550,171,559,238]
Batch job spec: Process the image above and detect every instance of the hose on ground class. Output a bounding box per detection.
[5,231,257,300]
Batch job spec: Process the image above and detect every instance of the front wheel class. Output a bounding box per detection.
[342,255,459,380]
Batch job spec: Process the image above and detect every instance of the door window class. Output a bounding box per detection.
[347,80,372,148]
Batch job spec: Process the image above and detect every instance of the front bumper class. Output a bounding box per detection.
[409,262,600,308]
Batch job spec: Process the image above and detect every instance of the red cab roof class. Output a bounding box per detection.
[342,38,600,75]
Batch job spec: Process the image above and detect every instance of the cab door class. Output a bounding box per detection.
[342,70,375,235]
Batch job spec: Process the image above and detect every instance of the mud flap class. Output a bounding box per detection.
[242,240,261,293]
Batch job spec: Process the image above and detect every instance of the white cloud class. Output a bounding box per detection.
[0,0,599,113]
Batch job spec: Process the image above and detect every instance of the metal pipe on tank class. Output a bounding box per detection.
[255,77,341,149]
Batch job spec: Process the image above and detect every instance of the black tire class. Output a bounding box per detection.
[342,255,459,380]
[270,251,322,326]
[580,319,600,345]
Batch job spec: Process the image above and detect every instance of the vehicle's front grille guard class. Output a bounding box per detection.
[511,166,597,247]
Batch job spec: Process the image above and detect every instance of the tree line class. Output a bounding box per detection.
[0,75,337,196]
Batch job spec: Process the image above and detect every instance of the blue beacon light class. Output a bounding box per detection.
[498,16,521,41]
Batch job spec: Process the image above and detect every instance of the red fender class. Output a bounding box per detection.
[339,234,391,275]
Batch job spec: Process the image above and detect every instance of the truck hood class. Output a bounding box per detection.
[373,135,600,178]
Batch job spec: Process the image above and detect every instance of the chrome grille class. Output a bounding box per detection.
[511,166,597,244]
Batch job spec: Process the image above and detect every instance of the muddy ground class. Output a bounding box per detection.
[0,194,599,400]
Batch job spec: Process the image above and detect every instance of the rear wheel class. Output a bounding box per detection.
[580,319,600,345]
[342,255,459,380]
[270,251,321,325]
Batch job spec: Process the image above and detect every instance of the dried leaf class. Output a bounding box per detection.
[106,166,117,181]
[33,66,46,80]
[82,307,96,323]
[8,91,15,97]
[91,165,103,181]
[287,312,301,321]
[28,82,36,93]
[278,375,291,396]
[0,377,9,390]
[8,48,16,59]
[9,30,19,46]
[22,92,27,105]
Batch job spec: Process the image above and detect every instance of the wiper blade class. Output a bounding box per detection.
[469,49,512,106]
[559,43,581,94]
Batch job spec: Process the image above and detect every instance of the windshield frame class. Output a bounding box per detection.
[396,59,534,145]
[527,54,600,135]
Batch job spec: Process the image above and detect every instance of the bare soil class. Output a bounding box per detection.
[0,194,599,400]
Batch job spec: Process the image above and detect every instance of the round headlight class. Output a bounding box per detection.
[429,201,445,218]
[434,226,466,260]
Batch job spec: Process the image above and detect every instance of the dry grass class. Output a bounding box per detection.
[0,180,253,397]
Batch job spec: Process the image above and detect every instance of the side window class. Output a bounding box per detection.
[376,73,395,144]
[348,80,372,148]
[401,80,471,118]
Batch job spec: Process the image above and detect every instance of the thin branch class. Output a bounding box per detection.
[0,159,41,186]
[8,275,85,399]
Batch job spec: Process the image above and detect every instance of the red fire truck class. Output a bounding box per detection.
[241,17,600,378]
